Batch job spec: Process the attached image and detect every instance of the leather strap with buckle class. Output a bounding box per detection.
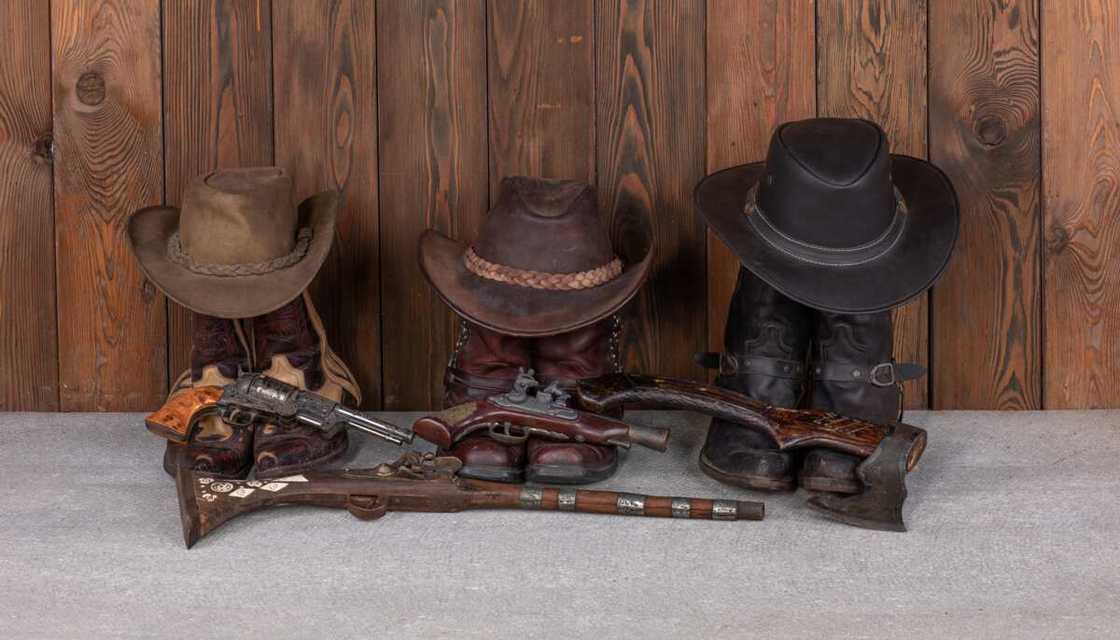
[812,361,925,387]
[694,352,806,380]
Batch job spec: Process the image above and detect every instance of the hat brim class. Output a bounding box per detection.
[695,155,959,313]
[127,191,338,318]
[419,230,653,337]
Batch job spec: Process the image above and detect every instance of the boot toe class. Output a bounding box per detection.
[525,441,618,485]
[699,421,796,491]
[444,434,525,483]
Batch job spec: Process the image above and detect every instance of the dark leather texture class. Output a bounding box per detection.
[252,296,325,391]
[190,315,248,383]
[701,272,811,491]
[443,319,619,484]
[759,119,895,250]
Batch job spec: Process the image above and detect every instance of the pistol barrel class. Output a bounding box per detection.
[334,407,414,445]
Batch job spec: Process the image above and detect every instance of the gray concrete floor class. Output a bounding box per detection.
[1,410,1117,639]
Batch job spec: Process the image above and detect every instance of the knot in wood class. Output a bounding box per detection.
[31,133,54,165]
[975,115,1007,147]
[76,72,105,106]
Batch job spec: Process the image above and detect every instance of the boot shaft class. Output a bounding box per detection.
[810,311,901,424]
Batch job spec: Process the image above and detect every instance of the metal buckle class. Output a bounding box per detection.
[719,353,739,376]
[869,363,896,387]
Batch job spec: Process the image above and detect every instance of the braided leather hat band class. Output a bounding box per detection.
[464,247,623,291]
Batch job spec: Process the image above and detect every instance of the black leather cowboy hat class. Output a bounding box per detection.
[695,118,959,313]
[127,167,338,318]
[420,176,653,336]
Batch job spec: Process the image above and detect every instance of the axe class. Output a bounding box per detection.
[574,373,926,531]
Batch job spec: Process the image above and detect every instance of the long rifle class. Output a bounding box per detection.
[177,452,764,548]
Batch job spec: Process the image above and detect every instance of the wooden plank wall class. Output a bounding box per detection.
[1,0,1117,412]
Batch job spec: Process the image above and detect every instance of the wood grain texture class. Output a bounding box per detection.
[1042,0,1120,408]
[597,0,705,378]
[930,0,1041,409]
[273,0,380,408]
[52,0,166,410]
[487,0,595,196]
[0,0,56,410]
[377,0,487,409]
[705,0,816,357]
[163,0,274,382]
[817,0,930,408]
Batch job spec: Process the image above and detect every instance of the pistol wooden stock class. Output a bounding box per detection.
[577,373,924,470]
[411,399,670,452]
[144,386,223,443]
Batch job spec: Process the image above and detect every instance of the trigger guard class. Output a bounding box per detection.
[488,423,528,445]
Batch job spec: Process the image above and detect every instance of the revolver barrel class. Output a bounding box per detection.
[333,407,414,446]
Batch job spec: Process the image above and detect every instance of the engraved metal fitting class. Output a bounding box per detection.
[711,500,738,521]
[518,487,544,509]
[670,497,691,519]
[557,489,577,512]
[869,362,897,387]
[616,493,646,516]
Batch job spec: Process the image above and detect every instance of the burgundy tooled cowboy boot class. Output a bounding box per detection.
[699,270,811,491]
[251,292,362,479]
[800,311,922,493]
[527,316,621,484]
[442,320,533,483]
[163,314,254,479]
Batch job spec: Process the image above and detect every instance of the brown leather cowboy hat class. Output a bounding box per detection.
[127,167,338,318]
[695,118,959,314]
[420,176,653,337]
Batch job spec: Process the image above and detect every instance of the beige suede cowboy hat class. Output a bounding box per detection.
[127,167,338,318]
[420,176,653,336]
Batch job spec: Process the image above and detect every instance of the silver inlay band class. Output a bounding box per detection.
[616,493,645,516]
[519,487,544,509]
[711,500,738,521]
[670,497,691,519]
[557,489,577,511]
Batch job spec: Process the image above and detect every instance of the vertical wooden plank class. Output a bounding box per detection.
[53,0,166,410]
[1042,0,1120,408]
[488,0,595,196]
[817,0,930,408]
[930,0,1041,409]
[705,0,816,359]
[597,0,706,377]
[0,1,56,410]
[273,0,380,408]
[377,0,487,409]
[163,0,274,380]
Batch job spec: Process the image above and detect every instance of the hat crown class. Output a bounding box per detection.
[178,167,298,265]
[757,118,896,249]
[472,176,615,273]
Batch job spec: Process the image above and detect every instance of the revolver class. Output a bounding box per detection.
[144,372,413,446]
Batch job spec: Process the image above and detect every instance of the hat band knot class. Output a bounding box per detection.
[464,247,623,290]
[167,227,313,277]
[744,184,909,268]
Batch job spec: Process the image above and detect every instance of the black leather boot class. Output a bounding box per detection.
[699,270,811,491]
[800,311,921,493]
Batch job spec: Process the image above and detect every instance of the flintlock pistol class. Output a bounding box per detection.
[144,372,413,446]
[411,370,670,452]
[176,452,764,548]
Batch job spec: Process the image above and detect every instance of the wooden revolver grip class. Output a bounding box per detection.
[144,386,223,443]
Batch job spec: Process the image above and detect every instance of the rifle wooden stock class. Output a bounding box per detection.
[176,453,763,548]
[411,399,670,452]
[145,386,224,443]
[577,373,925,470]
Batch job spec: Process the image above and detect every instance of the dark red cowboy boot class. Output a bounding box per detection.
[699,271,811,491]
[251,293,362,479]
[442,320,532,482]
[163,314,254,479]
[527,317,621,484]
[800,310,922,493]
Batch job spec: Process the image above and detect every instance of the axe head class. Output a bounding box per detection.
[806,422,927,532]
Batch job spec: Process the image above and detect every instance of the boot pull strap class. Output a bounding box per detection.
[813,360,925,387]
[693,352,805,380]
